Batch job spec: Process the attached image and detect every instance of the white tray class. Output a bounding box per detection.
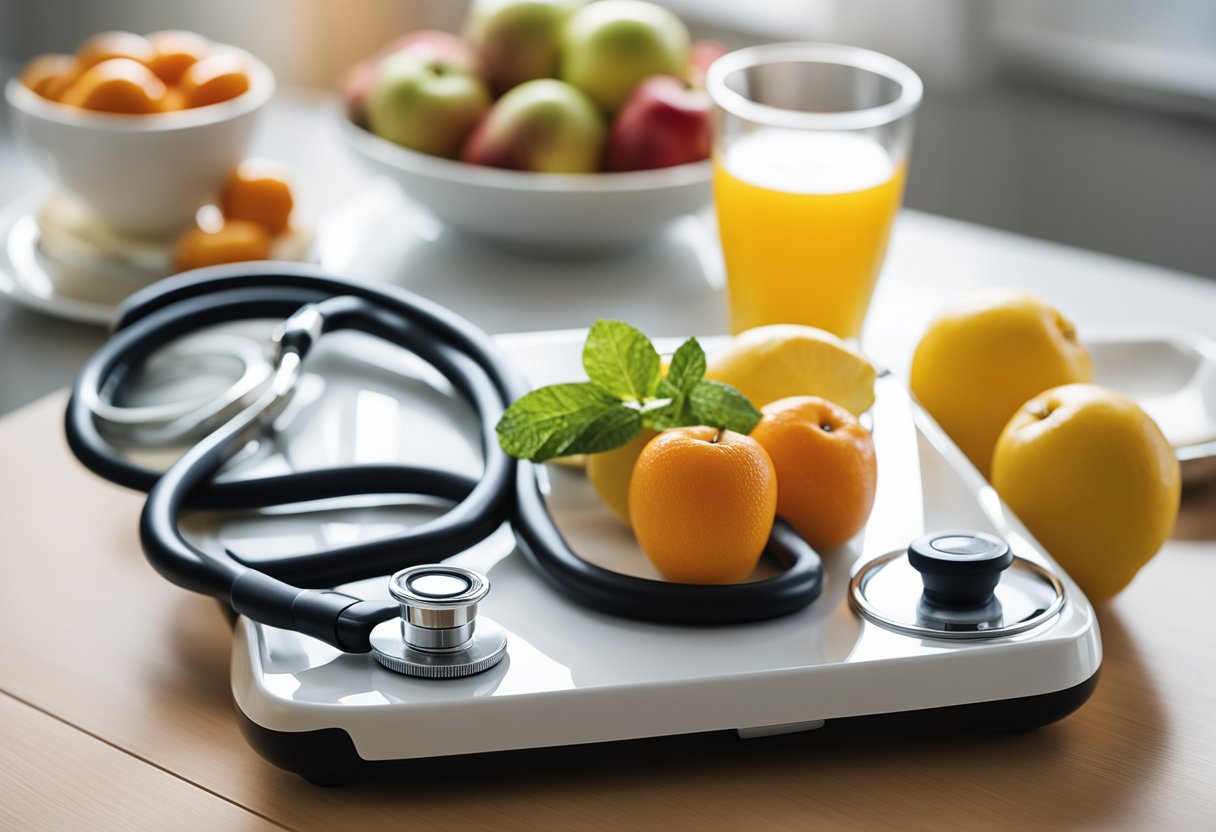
[179,329,1103,778]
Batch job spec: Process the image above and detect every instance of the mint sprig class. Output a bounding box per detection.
[582,319,661,401]
[496,321,761,462]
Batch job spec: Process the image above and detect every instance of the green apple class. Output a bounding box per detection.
[367,50,491,158]
[464,0,583,95]
[461,79,606,173]
[559,0,690,113]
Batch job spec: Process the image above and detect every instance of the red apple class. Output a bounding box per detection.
[342,60,380,126]
[607,74,710,172]
[462,79,605,173]
[687,40,727,88]
[343,31,479,127]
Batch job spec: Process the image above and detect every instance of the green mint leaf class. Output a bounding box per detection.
[645,377,690,430]
[665,337,707,395]
[560,405,642,457]
[646,405,683,431]
[689,380,762,434]
[496,382,624,462]
[582,319,661,402]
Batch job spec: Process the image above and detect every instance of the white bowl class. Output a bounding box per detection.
[5,48,274,238]
[340,118,712,257]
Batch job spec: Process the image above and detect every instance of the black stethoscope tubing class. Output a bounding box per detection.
[65,263,823,653]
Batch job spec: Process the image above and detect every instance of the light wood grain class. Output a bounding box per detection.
[1,391,1214,831]
[0,691,285,832]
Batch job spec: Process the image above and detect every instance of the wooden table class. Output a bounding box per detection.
[2,377,1215,830]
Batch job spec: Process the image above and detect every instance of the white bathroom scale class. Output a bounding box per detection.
[183,329,1101,784]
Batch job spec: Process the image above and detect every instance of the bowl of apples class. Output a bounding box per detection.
[341,0,719,257]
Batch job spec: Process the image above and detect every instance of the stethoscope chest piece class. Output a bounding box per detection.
[850,530,1066,640]
[370,565,508,679]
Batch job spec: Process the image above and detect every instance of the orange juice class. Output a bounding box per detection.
[714,129,906,338]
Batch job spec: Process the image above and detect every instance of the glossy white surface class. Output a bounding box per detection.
[340,119,713,257]
[211,330,1101,760]
[5,49,274,237]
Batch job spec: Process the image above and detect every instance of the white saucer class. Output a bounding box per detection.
[0,191,162,324]
[0,191,318,326]
[1088,327,1216,483]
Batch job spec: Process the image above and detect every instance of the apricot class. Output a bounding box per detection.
[179,54,251,108]
[174,220,271,272]
[59,58,167,114]
[160,88,188,112]
[20,53,78,100]
[147,30,211,84]
[76,31,156,71]
[219,160,294,235]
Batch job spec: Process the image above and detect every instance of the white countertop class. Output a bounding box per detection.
[1,87,1213,417]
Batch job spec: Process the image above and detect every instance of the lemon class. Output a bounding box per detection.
[911,289,1092,477]
[705,324,876,416]
[993,383,1180,602]
[585,428,657,524]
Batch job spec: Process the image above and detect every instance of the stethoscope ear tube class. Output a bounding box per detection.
[512,463,823,624]
[66,263,826,654]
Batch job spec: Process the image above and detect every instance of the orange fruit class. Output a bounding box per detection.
[174,220,271,272]
[749,396,877,551]
[59,58,168,114]
[911,288,1091,477]
[147,30,211,84]
[160,88,188,112]
[993,383,1180,602]
[179,54,251,108]
[219,160,295,235]
[76,31,156,71]
[628,427,776,584]
[21,54,78,100]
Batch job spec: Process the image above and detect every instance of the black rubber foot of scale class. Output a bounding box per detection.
[235,667,1100,787]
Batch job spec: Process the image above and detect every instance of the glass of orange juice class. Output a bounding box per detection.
[706,44,922,339]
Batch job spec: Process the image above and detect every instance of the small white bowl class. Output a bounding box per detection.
[5,47,274,238]
[340,119,712,258]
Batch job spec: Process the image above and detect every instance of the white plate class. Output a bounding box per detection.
[0,191,318,326]
[0,191,162,324]
[1088,327,1216,482]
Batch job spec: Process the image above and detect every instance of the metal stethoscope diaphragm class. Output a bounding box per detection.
[850,529,1066,640]
[370,565,508,679]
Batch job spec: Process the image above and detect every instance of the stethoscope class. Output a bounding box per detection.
[66,263,824,678]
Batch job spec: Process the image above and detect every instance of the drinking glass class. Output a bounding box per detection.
[706,43,922,339]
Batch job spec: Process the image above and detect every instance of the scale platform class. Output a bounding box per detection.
[191,330,1101,784]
